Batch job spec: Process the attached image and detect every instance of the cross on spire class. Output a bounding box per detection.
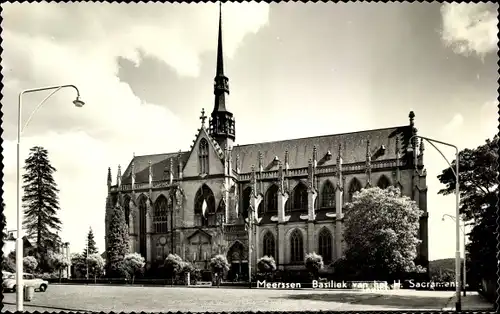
[200,108,207,127]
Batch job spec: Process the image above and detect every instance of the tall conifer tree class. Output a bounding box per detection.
[83,227,98,258]
[22,146,62,268]
[106,205,129,274]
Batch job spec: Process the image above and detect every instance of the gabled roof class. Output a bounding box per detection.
[182,127,225,170]
[232,126,411,173]
[186,228,213,242]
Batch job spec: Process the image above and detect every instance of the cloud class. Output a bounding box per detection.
[440,3,499,58]
[0,2,269,253]
[442,113,464,134]
[479,100,499,138]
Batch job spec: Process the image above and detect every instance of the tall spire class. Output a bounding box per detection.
[216,1,224,79]
[213,1,229,112]
[210,1,235,149]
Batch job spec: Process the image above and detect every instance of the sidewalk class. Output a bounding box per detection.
[442,291,495,311]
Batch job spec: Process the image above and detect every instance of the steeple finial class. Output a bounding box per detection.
[217,1,224,78]
[107,167,112,186]
[200,108,207,127]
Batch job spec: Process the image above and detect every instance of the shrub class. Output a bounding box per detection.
[210,254,229,286]
[257,256,276,280]
[305,252,324,280]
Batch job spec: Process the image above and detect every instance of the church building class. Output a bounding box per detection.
[105,6,429,280]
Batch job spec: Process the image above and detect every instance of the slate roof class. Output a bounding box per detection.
[121,152,190,184]
[119,125,411,184]
[232,126,412,173]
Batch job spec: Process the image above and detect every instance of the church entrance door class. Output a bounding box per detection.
[227,242,248,282]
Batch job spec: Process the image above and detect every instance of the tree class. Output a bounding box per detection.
[23,256,38,273]
[83,227,98,258]
[210,254,229,287]
[121,253,145,284]
[2,256,16,273]
[106,205,129,276]
[179,261,197,285]
[70,253,86,278]
[87,253,105,283]
[257,256,276,280]
[437,135,498,285]
[305,252,324,280]
[341,186,425,281]
[1,202,7,240]
[164,254,183,285]
[22,146,62,270]
[50,252,70,283]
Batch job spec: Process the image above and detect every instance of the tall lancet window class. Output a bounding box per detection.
[318,228,333,264]
[348,178,362,202]
[153,195,169,233]
[293,182,308,211]
[290,229,304,263]
[199,139,209,175]
[377,175,391,189]
[321,181,336,208]
[263,231,275,258]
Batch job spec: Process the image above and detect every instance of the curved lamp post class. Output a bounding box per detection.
[16,85,84,311]
[442,214,467,296]
[408,135,460,311]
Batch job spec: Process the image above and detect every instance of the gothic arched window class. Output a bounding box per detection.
[241,186,252,219]
[138,195,148,259]
[199,138,209,175]
[194,184,215,226]
[377,175,391,189]
[285,199,291,213]
[290,229,304,263]
[257,202,264,217]
[293,182,308,211]
[321,181,335,208]
[265,185,279,213]
[263,231,275,258]
[318,228,333,264]
[348,178,362,202]
[153,195,169,233]
[123,195,131,227]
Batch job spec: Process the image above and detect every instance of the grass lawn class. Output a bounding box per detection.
[1,284,453,312]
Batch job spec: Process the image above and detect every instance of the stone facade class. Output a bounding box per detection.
[104,7,429,279]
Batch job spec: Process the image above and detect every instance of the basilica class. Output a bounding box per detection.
[104,7,429,280]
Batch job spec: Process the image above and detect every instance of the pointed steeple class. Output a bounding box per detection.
[210,1,235,149]
[216,1,225,88]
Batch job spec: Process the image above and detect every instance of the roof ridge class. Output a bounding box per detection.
[133,151,190,159]
[233,125,408,148]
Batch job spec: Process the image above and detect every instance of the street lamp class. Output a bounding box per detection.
[442,214,467,296]
[6,230,18,241]
[16,85,84,311]
[408,135,460,311]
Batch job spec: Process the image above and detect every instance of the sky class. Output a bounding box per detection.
[1,2,498,261]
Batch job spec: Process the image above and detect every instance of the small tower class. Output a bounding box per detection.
[209,2,235,149]
[117,165,122,187]
[418,138,425,167]
[107,167,112,192]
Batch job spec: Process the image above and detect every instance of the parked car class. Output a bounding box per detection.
[2,271,13,280]
[2,273,49,292]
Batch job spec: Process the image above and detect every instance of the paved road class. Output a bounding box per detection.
[2,284,454,312]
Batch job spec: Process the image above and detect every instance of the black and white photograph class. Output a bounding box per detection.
[0,1,498,312]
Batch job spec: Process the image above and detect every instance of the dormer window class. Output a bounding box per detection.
[199,138,209,175]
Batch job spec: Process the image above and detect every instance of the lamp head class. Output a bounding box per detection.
[73,96,85,107]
